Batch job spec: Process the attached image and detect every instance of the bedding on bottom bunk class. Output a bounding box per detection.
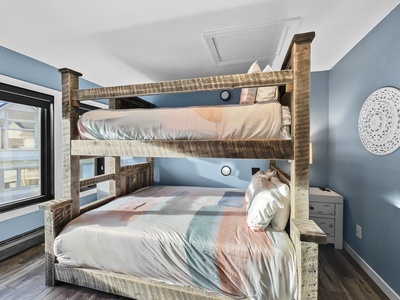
[54,185,297,300]
[78,101,291,140]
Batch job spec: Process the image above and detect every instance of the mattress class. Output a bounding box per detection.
[54,185,297,300]
[78,101,291,140]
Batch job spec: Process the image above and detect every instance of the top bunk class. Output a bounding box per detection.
[60,31,314,160]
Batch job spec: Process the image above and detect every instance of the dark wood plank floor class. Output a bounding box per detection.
[318,244,388,300]
[0,243,389,300]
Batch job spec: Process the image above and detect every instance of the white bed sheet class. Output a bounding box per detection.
[78,101,291,140]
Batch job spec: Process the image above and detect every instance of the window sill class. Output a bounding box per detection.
[0,189,98,222]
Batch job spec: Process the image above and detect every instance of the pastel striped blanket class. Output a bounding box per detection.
[54,185,297,300]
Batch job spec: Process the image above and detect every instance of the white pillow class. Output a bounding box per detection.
[245,173,283,231]
[270,177,290,231]
[240,61,261,104]
[255,65,279,103]
[246,178,284,232]
[245,170,276,207]
[263,168,277,179]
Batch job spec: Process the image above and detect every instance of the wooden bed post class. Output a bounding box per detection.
[147,157,154,186]
[109,98,122,198]
[289,33,321,300]
[38,68,82,286]
[289,33,313,221]
[59,68,82,217]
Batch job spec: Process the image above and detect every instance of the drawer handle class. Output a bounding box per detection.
[310,206,314,210]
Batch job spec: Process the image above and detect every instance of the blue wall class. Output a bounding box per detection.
[328,5,400,295]
[147,90,270,189]
[0,46,100,91]
[0,46,101,242]
[310,71,329,188]
[148,80,330,189]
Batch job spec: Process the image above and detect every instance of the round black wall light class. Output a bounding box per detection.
[220,90,231,101]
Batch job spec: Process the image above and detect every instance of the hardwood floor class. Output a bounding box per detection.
[0,243,389,300]
[318,244,388,300]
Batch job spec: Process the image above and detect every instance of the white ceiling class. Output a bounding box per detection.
[0,0,399,87]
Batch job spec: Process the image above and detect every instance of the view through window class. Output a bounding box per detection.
[0,83,53,211]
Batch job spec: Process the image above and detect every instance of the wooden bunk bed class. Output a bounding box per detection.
[39,31,327,300]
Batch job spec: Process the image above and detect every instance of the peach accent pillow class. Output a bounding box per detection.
[240,61,261,104]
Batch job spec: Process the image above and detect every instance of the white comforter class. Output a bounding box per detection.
[78,101,291,140]
[54,185,297,300]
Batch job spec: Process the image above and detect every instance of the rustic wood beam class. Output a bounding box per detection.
[120,97,156,109]
[71,140,293,160]
[120,163,152,176]
[80,174,116,189]
[108,98,122,198]
[38,198,74,286]
[292,219,327,244]
[59,68,81,217]
[290,36,312,221]
[281,32,315,70]
[73,71,293,100]
[80,196,116,214]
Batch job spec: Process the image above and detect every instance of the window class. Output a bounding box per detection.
[0,82,53,212]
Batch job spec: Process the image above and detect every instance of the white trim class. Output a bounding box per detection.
[0,228,43,250]
[0,75,105,222]
[203,18,300,70]
[0,189,98,222]
[0,203,39,222]
[344,242,400,300]
[0,74,60,100]
[0,74,62,220]
[0,227,44,261]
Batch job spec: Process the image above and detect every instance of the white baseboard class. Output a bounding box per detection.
[344,242,400,300]
[0,228,44,261]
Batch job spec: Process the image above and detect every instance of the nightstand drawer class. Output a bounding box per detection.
[309,202,335,215]
[309,187,343,249]
[311,217,335,237]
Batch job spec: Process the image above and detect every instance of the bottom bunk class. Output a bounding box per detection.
[39,162,326,300]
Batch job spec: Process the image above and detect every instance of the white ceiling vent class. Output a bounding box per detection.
[203,18,301,67]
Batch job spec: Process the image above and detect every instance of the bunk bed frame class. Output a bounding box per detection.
[39,31,327,300]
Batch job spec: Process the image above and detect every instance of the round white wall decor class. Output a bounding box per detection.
[358,87,400,155]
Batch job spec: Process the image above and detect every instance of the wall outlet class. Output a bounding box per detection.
[356,224,362,239]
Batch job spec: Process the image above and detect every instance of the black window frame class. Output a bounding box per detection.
[0,82,54,212]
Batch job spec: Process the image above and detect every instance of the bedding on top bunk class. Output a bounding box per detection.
[78,101,291,140]
[54,185,297,300]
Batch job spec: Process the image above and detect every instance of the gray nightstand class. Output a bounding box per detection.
[309,187,343,249]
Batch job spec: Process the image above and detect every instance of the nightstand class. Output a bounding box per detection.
[309,187,343,249]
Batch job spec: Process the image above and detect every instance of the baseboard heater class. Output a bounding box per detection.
[0,227,44,262]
